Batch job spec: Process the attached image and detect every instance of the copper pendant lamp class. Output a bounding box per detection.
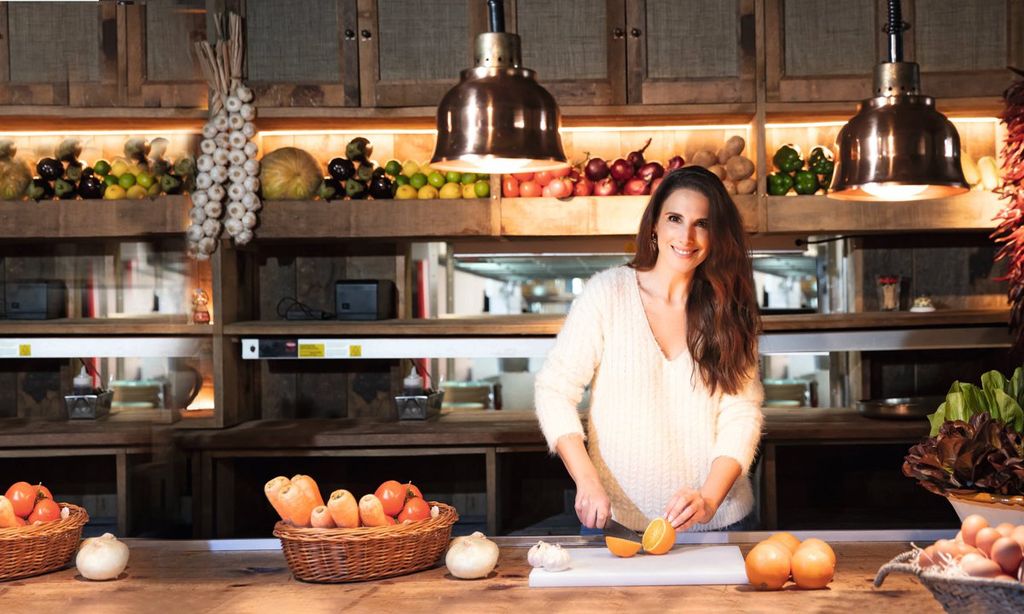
[828,0,968,201]
[430,0,567,174]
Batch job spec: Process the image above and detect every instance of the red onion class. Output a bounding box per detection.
[637,161,665,182]
[610,158,634,182]
[627,138,652,170]
[623,178,650,195]
[667,155,685,171]
[593,177,618,196]
[585,157,610,181]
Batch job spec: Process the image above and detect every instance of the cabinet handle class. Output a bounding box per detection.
[612,27,625,39]
[360,29,372,40]
[630,28,642,38]
[344,29,356,40]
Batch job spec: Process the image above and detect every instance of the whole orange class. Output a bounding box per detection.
[791,546,834,589]
[745,541,792,591]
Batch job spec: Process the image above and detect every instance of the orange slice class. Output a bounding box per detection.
[642,517,676,555]
[605,535,642,558]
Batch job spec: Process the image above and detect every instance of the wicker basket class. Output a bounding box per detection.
[875,550,1024,614]
[0,503,90,581]
[274,501,458,583]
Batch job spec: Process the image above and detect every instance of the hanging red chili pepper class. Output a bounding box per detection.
[992,68,1024,352]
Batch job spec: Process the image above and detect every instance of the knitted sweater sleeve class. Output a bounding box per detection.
[534,275,605,453]
[710,366,765,475]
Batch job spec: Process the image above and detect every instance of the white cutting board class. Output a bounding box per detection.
[528,545,748,588]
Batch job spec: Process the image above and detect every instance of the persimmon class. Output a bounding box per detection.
[745,541,791,591]
[327,489,359,528]
[358,494,389,527]
[605,536,642,558]
[310,505,335,529]
[375,480,406,516]
[642,517,676,555]
[766,532,801,555]
[264,476,291,523]
[791,546,834,589]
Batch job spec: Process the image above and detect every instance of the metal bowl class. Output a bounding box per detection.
[856,396,945,420]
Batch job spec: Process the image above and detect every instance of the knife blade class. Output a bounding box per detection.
[602,518,643,543]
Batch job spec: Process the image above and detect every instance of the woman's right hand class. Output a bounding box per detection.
[574,476,611,529]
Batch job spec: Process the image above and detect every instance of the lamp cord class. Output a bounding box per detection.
[487,0,505,33]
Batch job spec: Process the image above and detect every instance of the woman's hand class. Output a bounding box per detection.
[574,476,611,529]
[664,487,717,531]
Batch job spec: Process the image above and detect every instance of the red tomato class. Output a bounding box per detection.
[375,480,406,517]
[405,482,423,502]
[574,178,593,196]
[535,171,554,186]
[519,180,542,198]
[35,484,53,501]
[28,498,60,524]
[6,482,36,518]
[511,172,534,182]
[385,515,397,525]
[398,497,431,523]
[548,178,573,199]
[550,166,571,178]
[502,176,519,197]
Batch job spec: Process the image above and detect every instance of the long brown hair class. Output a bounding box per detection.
[629,166,760,395]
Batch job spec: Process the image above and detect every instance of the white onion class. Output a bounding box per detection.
[76,533,130,581]
[244,141,259,158]
[203,202,223,218]
[202,123,218,139]
[207,184,226,202]
[189,207,206,224]
[228,150,247,166]
[191,191,209,207]
[227,201,246,219]
[195,173,213,190]
[197,154,214,172]
[186,224,204,242]
[225,96,242,113]
[239,104,255,121]
[244,159,260,176]
[228,165,247,184]
[227,183,246,201]
[241,211,257,229]
[445,532,499,580]
[210,165,228,184]
[243,176,260,192]
[236,85,253,102]
[242,122,256,138]
[200,139,217,155]
[229,113,245,130]
[228,131,247,149]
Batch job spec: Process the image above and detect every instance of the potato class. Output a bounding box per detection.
[722,179,737,194]
[726,156,755,181]
[691,150,718,168]
[724,135,745,158]
[736,178,757,194]
[707,164,727,180]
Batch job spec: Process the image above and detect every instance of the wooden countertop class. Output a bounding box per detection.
[175,408,928,451]
[1,540,940,613]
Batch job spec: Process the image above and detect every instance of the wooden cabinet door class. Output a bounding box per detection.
[0,2,120,106]
[241,0,359,107]
[765,0,885,103]
[903,0,1024,100]
[358,0,490,108]
[124,1,208,109]
[626,0,756,105]
[505,0,626,106]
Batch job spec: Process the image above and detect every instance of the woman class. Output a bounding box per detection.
[534,166,763,533]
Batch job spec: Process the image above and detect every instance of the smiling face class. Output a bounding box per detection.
[653,188,711,277]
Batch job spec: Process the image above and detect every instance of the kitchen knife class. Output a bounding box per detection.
[602,518,643,543]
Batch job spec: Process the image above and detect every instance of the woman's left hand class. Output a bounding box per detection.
[664,487,717,531]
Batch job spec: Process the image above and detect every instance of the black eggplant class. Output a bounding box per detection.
[318,178,342,201]
[77,175,105,199]
[26,178,54,200]
[54,178,76,199]
[345,137,372,162]
[368,176,393,200]
[327,157,355,182]
[371,167,387,180]
[345,178,366,199]
[36,158,63,181]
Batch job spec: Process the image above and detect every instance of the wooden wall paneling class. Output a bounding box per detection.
[212,241,255,426]
[15,360,63,420]
[509,0,626,106]
[256,248,298,420]
[242,0,359,107]
[124,1,208,108]
[628,0,755,105]
[296,250,349,418]
[0,368,16,418]
[0,4,9,85]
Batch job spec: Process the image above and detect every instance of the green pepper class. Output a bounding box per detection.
[818,160,835,190]
[345,178,366,199]
[808,146,834,175]
[793,170,819,195]
[772,145,803,173]
[767,172,794,196]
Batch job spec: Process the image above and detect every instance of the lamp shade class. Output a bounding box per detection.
[431,33,567,174]
[828,94,969,201]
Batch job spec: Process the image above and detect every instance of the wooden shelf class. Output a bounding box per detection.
[0,195,190,239]
[224,309,1006,338]
[0,316,212,336]
[255,198,497,239]
[763,190,1003,234]
[0,418,154,448]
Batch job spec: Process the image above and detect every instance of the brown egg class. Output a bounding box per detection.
[960,552,1002,578]
[917,544,939,568]
[996,522,1016,538]
[994,574,1017,582]
[956,542,981,558]
[960,514,989,547]
[1011,525,1024,548]
[932,539,962,562]
[990,537,1024,576]
[975,527,1002,558]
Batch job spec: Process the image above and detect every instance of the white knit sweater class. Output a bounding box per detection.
[534,266,764,531]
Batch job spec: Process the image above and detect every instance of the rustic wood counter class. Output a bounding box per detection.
[0,540,940,613]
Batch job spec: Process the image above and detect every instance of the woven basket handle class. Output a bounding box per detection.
[873,550,919,588]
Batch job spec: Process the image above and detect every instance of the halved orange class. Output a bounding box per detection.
[605,535,642,558]
[642,517,676,555]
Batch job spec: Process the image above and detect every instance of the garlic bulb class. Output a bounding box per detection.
[242,192,260,209]
[76,533,129,581]
[236,85,253,102]
[197,154,215,172]
[239,103,255,121]
[212,148,229,166]
[445,531,499,580]
[241,122,256,138]
[227,202,246,219]
[195,173,213,190]
[209,165,228,184]
[228,165,247,184]
[202,123,218,139]
[189,207,206,224]
[207,184,226,202]
[186,224,204,242]
[227,182,246,201]
[527,541,571,572]
[213,112,229,132]
[228,150,247,166]
[191,191,209,207]
[244,141,259,158]
[203,202,223,218]
[228,131,247,149]
[202,218,221,237]
[214,132,231,149]
[243,176,260,192]
[200,139,217,155]
[236,229,254,245]
[527,541,551,568]
[225,218,243,236]
[228,113,245,130]
[244,158,260,176]
[241,211,257,229]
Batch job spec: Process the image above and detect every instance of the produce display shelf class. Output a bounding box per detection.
[0,336,206,358]
[0,195,191,239]
[0,316,212,336]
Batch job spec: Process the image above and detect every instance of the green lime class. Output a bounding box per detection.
[444,171,462,184]
[118,174,137,189]
[474,180,490,198]
[103,174,119,187]
[93,160,111,176]
[384,160,402,177]
[395,174,410,186]
[427,171,446,189]
[136,172,155,189]
[460,172,478,185]
[409,172,428,189]
[477,173,490,181]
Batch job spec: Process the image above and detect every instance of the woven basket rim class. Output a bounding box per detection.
[274,501,458,541]
[0,503,89,540]
[946,492,1024,510]
[881,549,1024,592]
